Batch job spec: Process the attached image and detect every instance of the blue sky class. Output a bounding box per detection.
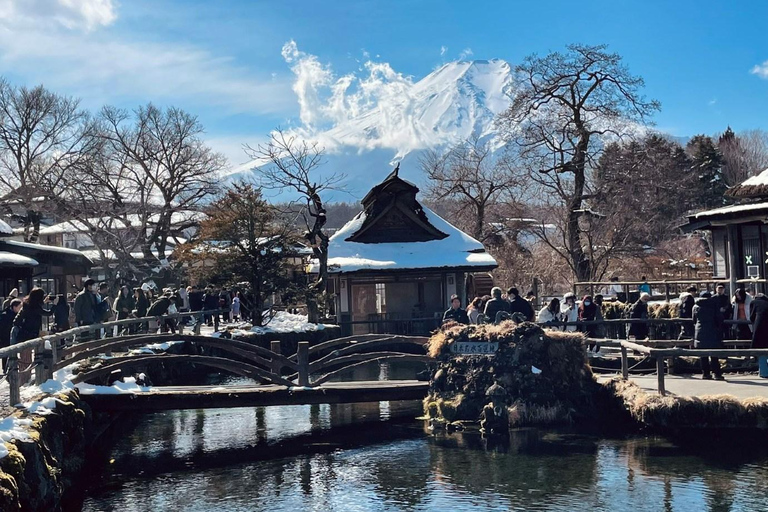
[1,0,767,168]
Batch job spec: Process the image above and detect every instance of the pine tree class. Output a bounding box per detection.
[686,135,726,208]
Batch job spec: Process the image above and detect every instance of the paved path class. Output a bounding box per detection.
[599,373,768,400]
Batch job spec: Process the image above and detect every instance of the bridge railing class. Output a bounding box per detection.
[616,340,768,396]
[0,308,229,406]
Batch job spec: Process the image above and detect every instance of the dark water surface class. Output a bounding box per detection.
[76,368,768,512]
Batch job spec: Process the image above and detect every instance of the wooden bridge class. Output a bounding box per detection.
[0,311,434,412]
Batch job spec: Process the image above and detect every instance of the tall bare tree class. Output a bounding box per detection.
[719,127,768,186]
[246,129,344,323]
[0,79,95,241]
[497,44,660,282]
[96,104,225,268]
[420,136,524,242]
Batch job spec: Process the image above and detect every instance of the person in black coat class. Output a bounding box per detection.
[203,286,219,326]
[627,293,651,340]
[678,286,697,339]
[52,294,70,332]
[483,287,511,324]
[11,289,55,343]
[579,295,599,352]
[693,291,725,380]
[0,299,22,372]
[714,284,731,339]
[443,295,469,325]
[507,287,534,322]
[750,294,768,377]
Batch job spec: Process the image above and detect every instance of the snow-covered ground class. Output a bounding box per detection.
[211,311,326,337]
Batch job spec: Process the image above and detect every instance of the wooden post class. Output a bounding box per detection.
[214,314,220,332]
[656,356,666,396]
[270,340,282,377]
[178,320,185,335]
[42,345,54,382]
[297,341,310,387]
[665,283,670,302]
[193,320,202,335]
[34,345,46,385]
[8,354,19,406]
[621,345,629,380]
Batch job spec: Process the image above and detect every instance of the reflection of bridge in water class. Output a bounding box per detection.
[63,332,433,412]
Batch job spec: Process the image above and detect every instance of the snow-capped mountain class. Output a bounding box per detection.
[226,58,518,199]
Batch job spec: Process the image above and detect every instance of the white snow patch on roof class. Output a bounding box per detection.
[0,219,11,236]
[314,206,497,273]
[0,252,38,266]
[737,168,768,188]
[1,240,91,258]
[691,201,768,219]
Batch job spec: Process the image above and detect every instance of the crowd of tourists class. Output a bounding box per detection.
[0,282,249,373]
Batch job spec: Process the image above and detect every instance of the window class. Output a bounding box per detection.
[375,283,386,313]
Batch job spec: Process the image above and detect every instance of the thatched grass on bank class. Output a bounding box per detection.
[605,377,768,429]
[425,322,595,426]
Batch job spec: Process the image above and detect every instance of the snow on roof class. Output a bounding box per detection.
[30,211,205,236]
[736,168,768,188]
[0,251,38,266]
[2,240,92,259]
[314,205,497,273]
[691,201,768,219]
[0,219,11,236]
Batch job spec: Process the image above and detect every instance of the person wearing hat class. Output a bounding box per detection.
[443,295,469,325]
[693,291,725,380]
[627,293,651,340]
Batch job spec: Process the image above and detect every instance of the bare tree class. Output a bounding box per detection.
[420,136,524,242]
[246,129,344,323]
[0,79,95,241]
[497,44,660,282]
[96,104,225,268]
[720,127,768,186]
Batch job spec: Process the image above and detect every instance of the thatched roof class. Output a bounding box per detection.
[726,167,768,199]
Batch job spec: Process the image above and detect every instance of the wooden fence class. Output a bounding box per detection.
[0,309,228,406]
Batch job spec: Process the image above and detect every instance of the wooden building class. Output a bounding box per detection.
[0,218,92,297]
[320,168,497,334]
[683,168,768,294]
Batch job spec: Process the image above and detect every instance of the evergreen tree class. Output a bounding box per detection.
[686,135,726,208]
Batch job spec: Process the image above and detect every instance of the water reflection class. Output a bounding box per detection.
[76,363,768,512]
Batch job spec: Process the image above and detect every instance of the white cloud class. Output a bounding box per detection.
[281,40,334,126]
[0,0,116,31]
[440,45,447,56]
[751,61,768,79]
[458,47,473,60]
[708,98,717,106]
[0,1,293,115]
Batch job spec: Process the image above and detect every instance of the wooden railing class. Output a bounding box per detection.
[0,308,228,406]
[0,319,432,408]
[616,340,768,396]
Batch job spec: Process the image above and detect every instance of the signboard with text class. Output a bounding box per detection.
[449,342,499,355]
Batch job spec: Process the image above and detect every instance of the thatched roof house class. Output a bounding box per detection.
[319,167,497,334]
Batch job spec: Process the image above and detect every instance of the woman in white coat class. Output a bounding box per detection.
[537,298,561,325]
[560,292,579,332]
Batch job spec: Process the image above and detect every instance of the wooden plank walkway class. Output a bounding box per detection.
[599,374,768,400]
[80,380,429,412]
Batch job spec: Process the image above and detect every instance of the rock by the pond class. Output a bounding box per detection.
[424,321,599,429]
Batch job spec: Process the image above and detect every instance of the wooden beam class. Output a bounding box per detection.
[656,356,666,396]
[79,380,430,412]
[621,345,628,380]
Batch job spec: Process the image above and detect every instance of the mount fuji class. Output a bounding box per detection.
[225,58,518,200]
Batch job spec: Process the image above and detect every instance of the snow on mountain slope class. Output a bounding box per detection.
[316,59,515,157]
[226,55,518,198]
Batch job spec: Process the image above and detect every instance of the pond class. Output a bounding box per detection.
[71,366,768,512]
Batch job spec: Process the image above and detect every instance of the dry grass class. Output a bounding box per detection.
[605,377,768,429]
